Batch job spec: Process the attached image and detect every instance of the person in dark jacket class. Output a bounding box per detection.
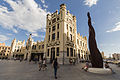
[52,58,59,79]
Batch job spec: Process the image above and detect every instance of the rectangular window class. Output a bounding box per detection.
[81,50,83,53]
[42,45,44,49]
[69,19,72,24]
[70,34,72,41]
[57,32,59,40]
[70,48,73,57]
[35,45,36,49]
[48,35,50,41]
[57,47,59,56]
[39,45,41,49]
[67,32,69,40]
[52,18,56,23]
[49,28,51,33]
[57,17,59,21]
[52,33,55,40]
[17,49,19,52]
[67,24,68,29]
[70,27,72,32]
[74,49,75,57]
[57,24,59,29]
[49,22,51,25]
[67,48,69,57]
[47,49,49,56]
[80,41,82,46]
[52,26,55,31]
[77,39,79,45]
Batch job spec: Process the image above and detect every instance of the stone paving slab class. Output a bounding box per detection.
[0,60,120,80]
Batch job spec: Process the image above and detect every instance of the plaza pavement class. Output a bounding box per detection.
[0,60,120,80]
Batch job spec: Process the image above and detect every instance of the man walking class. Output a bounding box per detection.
[52,58,59,79]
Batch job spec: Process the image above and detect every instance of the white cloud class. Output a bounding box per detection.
[92,21,95,24]
[32,33,39,37]
[41,0,45,4]
[40,0,48,8]
[26,33,45,39]
[0,35,9,42]
[84,0,98,7]
[43,4,48,8]
[0,0,49,34]
[107,22,120,32]
[7,33,13,36]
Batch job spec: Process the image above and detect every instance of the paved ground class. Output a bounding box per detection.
[0,60,120,80]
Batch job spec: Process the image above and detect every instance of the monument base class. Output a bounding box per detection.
[88,68,112,74]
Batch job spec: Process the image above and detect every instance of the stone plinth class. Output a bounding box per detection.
[88,68,112,74]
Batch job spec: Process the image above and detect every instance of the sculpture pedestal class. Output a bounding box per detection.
[88,68,112,74]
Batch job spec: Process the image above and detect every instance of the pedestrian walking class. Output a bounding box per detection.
[20,57,22,62]
[42,58,47,70]
[82,61,89,71]
[52,58,59,79]
[69,58,72,64]
[38,59,42,71]
[34,58,37,64]
[73,58,76,65]
[105,62,115,74]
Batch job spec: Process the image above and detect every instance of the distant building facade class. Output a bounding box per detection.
[101,51,105,59]
[112,53,120,60]
[10,38,25,59]
[24,34,45,61]
[0,43,10,59]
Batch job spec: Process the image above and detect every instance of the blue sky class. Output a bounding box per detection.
[0,0,120,57]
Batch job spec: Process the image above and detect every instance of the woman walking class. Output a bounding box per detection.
[52,58,59,79]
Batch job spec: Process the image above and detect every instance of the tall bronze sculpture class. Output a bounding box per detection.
[87,12,103,68]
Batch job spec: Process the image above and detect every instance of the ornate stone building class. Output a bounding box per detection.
[112,53,120,60]
[44,4,88,64]
[0,43,10,59]
[24,34,44,61]
[10,4,89,64]
[10,38,25,59]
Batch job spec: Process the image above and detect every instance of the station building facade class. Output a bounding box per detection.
[44,4,88,64]
[10,4,89,64]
